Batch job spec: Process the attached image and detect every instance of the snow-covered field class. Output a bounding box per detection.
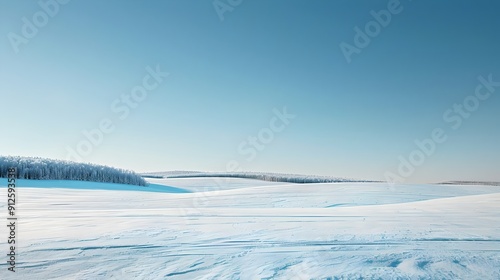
[1,177,500,279]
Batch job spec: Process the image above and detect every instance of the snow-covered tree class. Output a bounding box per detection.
[0,156,147,186]
[141,171,373,184]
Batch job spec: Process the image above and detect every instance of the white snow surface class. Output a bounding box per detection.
[1,177,500,279]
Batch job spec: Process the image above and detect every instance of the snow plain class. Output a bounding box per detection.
[1,177,500,279]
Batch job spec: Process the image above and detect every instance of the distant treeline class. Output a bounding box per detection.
[146,171,375,184]
[439,181,500,187]
[0,156,147,186]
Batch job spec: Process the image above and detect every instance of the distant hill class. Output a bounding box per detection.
[141,170,202,178]
[439,181,500,186]
[141,171,376,184]
[0,156,146,186]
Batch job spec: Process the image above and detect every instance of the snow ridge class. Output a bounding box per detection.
[142,171,377,184]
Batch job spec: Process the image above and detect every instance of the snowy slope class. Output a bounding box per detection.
[147,177,289,192]
[142,171,361,184]
[1,178,499,279]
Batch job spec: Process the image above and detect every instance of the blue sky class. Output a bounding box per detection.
[1,0,499,183]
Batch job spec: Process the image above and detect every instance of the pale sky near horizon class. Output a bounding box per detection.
[1,1,499,183]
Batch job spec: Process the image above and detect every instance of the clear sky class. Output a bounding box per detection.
[1,1,499,183]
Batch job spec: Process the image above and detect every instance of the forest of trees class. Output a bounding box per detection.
[0,156,147,186]
[144,171,375,184]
